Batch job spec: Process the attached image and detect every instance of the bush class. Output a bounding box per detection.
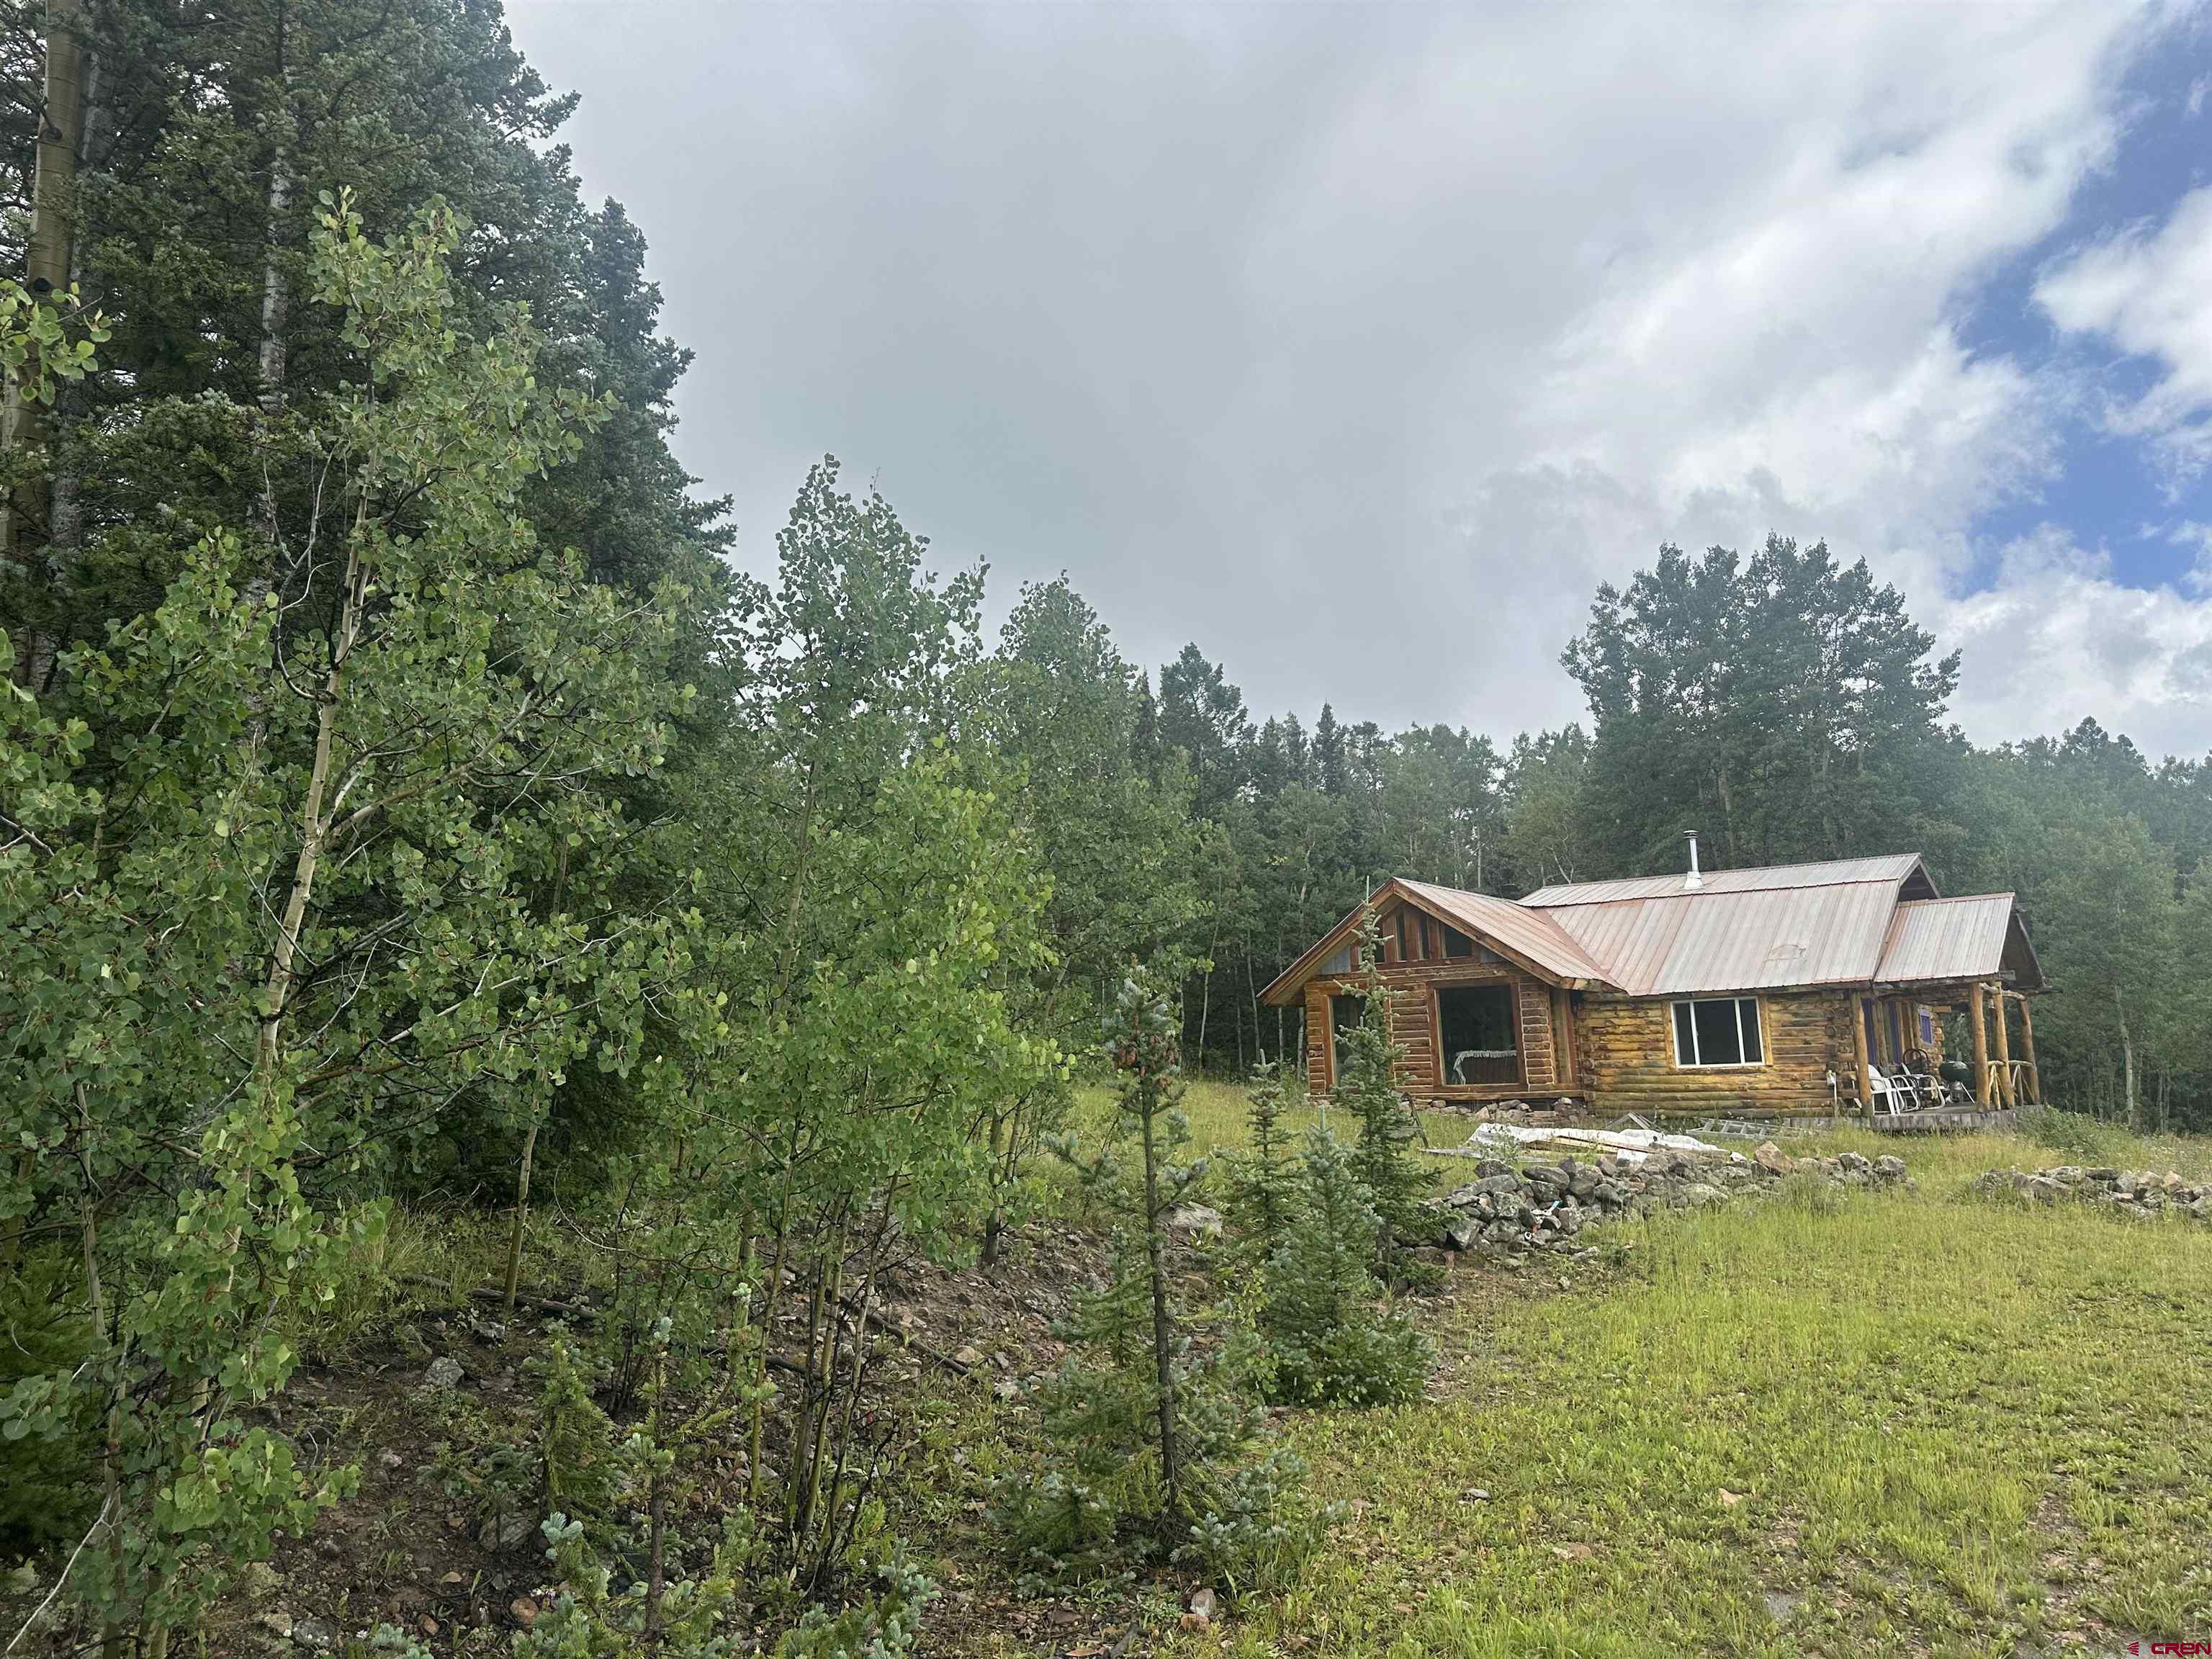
[2023,1107,2139,1164]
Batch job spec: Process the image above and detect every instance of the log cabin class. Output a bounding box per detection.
[1259,848,2045,1122]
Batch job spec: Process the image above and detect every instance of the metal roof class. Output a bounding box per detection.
[1519,853,1932,907]
[1262,855,2031,1006]
[1541,880,1907,996]
[1874,894,2028,986]
[1396,879,1612,984]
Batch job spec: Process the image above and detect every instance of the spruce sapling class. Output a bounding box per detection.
[1336,912,1436,1286]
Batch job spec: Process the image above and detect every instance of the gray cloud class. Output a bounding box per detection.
[513,0,2208,755]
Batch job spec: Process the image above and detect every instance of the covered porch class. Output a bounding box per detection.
[1847,978,2041,1124]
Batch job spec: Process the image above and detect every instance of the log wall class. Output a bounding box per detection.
[1575,989,1856,1116]
[1303,958,1565,1102]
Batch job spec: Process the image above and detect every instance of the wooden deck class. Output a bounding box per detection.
[1868,1105,2018,1134]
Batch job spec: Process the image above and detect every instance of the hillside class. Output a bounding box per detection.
[9,1100,2204,1658]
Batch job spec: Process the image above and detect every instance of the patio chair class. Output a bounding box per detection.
[1867,1066,1923,1115]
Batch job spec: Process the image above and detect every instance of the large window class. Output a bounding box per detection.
[1671,997,1764,1068]
[1437,984,1520,1087]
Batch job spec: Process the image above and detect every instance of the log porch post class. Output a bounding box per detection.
[2015,993,2040,1105]
[1982,981,2000,1110]
[1990,981,2016,1107]
[1851,995,1873,1125]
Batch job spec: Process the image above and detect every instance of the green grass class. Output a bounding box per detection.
[1075,1079,1470,1170]
[1152,1143,2212,1658]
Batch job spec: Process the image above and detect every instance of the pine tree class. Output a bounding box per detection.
[1262,1130,1431,1408]
[997,974,1318,1591]
[1336,913,1435,1287]
[1221,1058,1300,1269]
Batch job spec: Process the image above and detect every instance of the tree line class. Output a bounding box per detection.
[0,0,2206,1646]
[1148,540,2211,1130]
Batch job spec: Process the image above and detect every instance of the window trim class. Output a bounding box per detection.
[1670,995,1766,1070]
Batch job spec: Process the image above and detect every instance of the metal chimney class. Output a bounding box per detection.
[1683,830,1704,891]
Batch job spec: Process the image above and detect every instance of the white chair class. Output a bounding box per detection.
[1868,1066,1923,1115]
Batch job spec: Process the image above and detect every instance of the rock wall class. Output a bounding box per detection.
[1436,1144,1909,1258]
[1975,1164,2211,1219]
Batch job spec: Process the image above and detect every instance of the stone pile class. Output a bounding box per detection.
[1975,1164,2212,1220]
[1436,1143,1909,1258]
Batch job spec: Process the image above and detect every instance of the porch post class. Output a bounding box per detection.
[1851,995,1873,1125]
[1970,981,1990,1106]
[1990,981,2015,1107]
[2015,992,2040,1105]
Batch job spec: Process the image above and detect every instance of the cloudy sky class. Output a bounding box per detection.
[510,0,2212,760]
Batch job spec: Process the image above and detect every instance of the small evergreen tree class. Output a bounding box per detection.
[1220,1058,1300,1270]
[1336,913,1435,1285]
[1262,1130,1431,1408]
[995,974,1321,1593]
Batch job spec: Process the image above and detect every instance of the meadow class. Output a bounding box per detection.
[1130,1101,2212,1658]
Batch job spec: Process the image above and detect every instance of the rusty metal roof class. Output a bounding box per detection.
[1262,855,2028,1006]
[1539,880,1908,996]
[1397,879,1612,984]
[1874,894,2030,986]
[1519,853,1932,907]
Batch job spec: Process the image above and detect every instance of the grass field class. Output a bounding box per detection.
[1113,1089,2212,1658]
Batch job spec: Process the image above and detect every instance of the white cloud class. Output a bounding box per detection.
[510,0,2208,755]
[1946,527,2212,754]
[2038,184,2212,484]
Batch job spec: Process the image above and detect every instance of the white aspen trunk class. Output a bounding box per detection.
[256,516,365,1081]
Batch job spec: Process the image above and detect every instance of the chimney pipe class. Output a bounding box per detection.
[1683,830,1704,891]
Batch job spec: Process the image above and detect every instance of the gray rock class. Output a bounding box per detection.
[1874,1155,1907,1182]
[1592,1179,1629,1208]
[1442,1216,1482,1251]
[1471,1172,1524,1197]
[1164,1204,1223,1240]
[1683,1182,1726,1208]
[420,1355,464,1393]
[238,1562,282,1606]
[477,1509,538,1552]
[1835,1151,1872,1175]
[292,1619,338,1653]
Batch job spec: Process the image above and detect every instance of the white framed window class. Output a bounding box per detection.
[1671,996,1765,1069]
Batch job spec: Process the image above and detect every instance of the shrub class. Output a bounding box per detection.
[2023,1107,2138,1164]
